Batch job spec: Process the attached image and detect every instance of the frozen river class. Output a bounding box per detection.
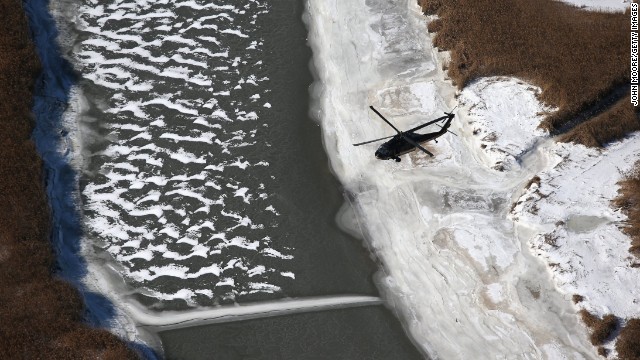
[43,0,425,357]
[62,0,382,308]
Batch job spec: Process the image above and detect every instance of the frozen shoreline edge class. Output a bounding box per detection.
[23,0,157,357]
[41,0,636,356]
[302,1,445,356]
[42,0,184,355]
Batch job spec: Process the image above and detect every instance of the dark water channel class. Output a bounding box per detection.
[158,1,423,358]
[160,306,423,360]
[31,0,426,356]
[70,0,380,308]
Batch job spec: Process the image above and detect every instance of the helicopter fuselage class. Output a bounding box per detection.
[374,120,451,161]
[354,105,456,162]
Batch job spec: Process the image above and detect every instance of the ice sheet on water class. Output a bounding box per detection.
[74,0,291,306]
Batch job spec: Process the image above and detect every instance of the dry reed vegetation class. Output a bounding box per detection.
[419,0,630,135]
[616,319,640,359]
[0,0,138,358]
[560,95,640,148]
[614,163,640,257]
[417,0,640,355]
[579,310,619,346]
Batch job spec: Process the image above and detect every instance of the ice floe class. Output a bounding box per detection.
[69,0,291,307]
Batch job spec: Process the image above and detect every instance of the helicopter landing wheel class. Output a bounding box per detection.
[394,157,401,162]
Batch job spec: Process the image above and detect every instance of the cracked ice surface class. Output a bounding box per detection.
[65,0,291,307]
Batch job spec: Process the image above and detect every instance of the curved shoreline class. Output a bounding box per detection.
[424,0,640,356]
[305,0,640,357]
[13,0,636,358]
[0,0,150,357]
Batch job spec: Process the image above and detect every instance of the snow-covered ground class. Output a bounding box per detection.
[458,77,552,172]
[511,136,640,318]
[306,0,638,358]
[559,0,631,12]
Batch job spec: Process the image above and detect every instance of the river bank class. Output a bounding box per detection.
[0,0,141,357]
[16,0,637,357]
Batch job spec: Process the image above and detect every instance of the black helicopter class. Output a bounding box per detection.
[353,106,456,162]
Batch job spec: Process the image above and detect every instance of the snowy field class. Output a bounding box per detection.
[511,136,640,355]
[559,0,631,12]
[307,0,637,358]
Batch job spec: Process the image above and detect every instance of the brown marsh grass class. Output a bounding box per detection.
[0,0,138,357]
[614,163,640,257]
[616,319,640,360]
[579,310,619,346]
[560,95,640,148]
[419,0,630,135]
[417,0,640,352]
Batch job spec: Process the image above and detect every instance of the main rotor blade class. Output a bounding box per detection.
[433,123,458,136]
[444,105,458,117]
[406,115,450,133]
[369,106,402,134]
[353,134,396,146]
[402,135,434,157]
